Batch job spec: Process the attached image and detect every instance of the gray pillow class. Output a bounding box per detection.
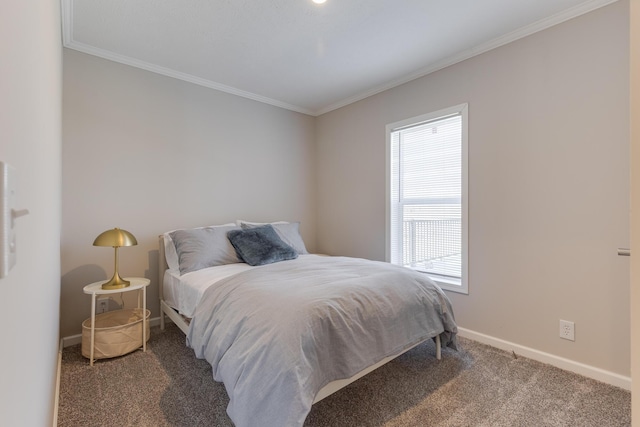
[240,221,308,254]
[227,225,298,266]
[170,225,242,274]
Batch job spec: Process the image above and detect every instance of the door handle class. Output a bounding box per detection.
[618,248,631,256]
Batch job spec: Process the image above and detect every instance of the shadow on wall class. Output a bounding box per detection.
[59,248,162,337]
[145,248,161,317]
[146,249,159,287]
[59,264,107,333]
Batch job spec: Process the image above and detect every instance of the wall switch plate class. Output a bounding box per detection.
[0,162,29,279]
[0,162,16,278]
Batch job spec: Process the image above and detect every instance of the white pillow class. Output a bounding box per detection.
[237,220,309,255]
[236,220,288,227]
[163,223,235,271]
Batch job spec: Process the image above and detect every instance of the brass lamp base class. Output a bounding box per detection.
[101,273,131,290]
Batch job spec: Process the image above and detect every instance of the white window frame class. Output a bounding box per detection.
[385,103,468,294]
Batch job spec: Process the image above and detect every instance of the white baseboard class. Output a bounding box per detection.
[59,320,630,391]
[458,327,631,391]
[62,316,163,348]
[53,338,62,427]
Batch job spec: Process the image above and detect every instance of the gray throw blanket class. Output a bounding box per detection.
[187,256,457,427]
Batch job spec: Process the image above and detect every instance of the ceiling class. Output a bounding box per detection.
[62,0,618,116]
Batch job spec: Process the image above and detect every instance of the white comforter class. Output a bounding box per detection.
[186,255,457,427]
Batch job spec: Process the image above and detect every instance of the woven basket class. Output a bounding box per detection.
[82,308,151,360]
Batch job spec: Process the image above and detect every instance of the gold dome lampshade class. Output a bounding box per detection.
[93,228,138,290]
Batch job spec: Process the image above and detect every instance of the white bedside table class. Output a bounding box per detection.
[83,277,150,365]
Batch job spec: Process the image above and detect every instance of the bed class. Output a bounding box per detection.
[158,221,458,427]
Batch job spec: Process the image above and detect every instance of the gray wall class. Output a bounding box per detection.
[316,1,630,375]
[0,0,62,425]
[62,1,630,379]
[61,49,317,337]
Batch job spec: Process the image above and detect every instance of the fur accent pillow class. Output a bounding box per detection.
[227,225,298,266]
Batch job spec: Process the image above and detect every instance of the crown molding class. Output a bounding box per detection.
[61,0,619,117]
[64,40,316,116]
[315,0,620,116]
[61,1,314,116]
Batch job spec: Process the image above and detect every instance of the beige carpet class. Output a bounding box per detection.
[58,323,630,426]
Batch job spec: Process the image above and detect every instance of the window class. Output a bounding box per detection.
[386,104,468,294]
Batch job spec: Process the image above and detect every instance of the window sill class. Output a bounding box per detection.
[401,265,468,294]
[428,275,468,295]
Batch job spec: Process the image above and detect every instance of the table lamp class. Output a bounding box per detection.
[93,227,138,290]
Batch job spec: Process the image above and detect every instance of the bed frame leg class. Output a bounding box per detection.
[436,335,441,360]
[160,310,165,330]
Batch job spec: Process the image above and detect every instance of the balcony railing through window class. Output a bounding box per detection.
[402,218,461,279]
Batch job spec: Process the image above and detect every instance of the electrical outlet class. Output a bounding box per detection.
[559,319,575,341]
[97,297,109,314]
